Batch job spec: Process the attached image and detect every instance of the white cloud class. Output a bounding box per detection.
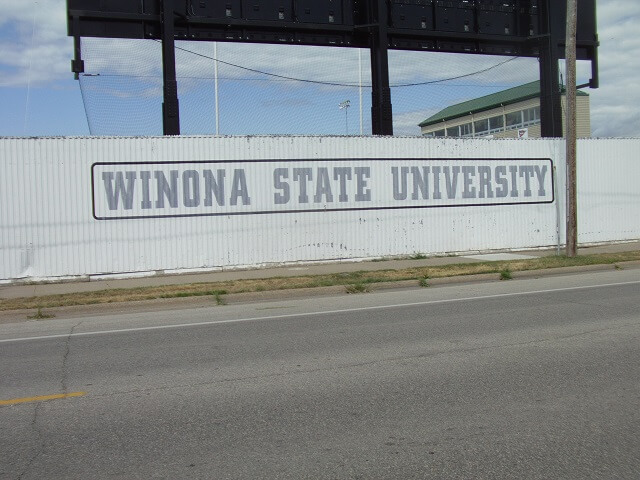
[586,0,640,137]
[394,109,434,136]
[0,0,72,86]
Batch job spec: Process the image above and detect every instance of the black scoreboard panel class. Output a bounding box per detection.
[241,0,294,22]
[391,1,434,31]
[68,0,598,60]
[434,1,476,34]
[476,1,517,36]
[518,0,539,37]
[187,0,241,19]
[183,0,351,23]
[295,0,350,24]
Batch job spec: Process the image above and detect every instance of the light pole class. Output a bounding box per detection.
[214,42,220,135]
[339,100,351,135]
[358,49,363,135]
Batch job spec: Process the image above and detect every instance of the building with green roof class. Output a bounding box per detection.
[419,81,590,139]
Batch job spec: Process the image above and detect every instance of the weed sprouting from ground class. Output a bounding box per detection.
[499,268,513,280]
[345,283,370,294]
[27,307,55,320]
[213,290,227,305]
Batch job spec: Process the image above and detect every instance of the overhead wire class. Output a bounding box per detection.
[83,39,520,88]
[156,40,520,88]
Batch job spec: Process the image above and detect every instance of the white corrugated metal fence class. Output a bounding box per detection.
[0,136,638,282]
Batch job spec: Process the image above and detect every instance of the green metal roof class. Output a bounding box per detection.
[418,81,588,128]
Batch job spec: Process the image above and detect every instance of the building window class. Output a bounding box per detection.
[506,111,522,129]
[474,118,489,136]
[433,129,445,137]
[446,126,460,137]
[488,115,504,133]
[460,123,473,137]
[504,107,541,131]
[522,106,540,126]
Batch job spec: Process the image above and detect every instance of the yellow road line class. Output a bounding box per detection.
[0,391,86,406]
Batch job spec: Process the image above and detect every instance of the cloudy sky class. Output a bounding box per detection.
[0,0,638,137]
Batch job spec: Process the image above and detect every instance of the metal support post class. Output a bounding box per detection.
[538,1,563,138]
[161,0,180,136]
[369,0,393,136]
[71,17,84,80]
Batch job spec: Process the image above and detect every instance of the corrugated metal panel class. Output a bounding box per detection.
[1,136,637,282]
[577,138,640,243]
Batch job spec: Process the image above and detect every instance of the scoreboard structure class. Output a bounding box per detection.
[67,0,599,136]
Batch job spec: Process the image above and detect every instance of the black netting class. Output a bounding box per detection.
[79,38,540,136]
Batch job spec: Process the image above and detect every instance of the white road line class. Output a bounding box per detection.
[1,280,638,344]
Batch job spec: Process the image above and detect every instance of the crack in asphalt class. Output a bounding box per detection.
[16,404,44,480]
[86,319,640,400]
[61,321,83,395]
[16,321,85,479]
[16,321,84,479]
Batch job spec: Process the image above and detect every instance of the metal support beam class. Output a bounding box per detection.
[161,0,180,136]
[369,0,393,136]
[71,17,84,80]
[538,1,563,138]
[539,37,562,137]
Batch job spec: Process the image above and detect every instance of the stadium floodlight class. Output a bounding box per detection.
[339,99,351,135]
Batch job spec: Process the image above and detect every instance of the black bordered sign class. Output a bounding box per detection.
[92,158,554,220]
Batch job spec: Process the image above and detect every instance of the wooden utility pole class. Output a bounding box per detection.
[566,0,578,257]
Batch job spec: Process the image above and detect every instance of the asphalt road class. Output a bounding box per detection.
[1,268,639,479]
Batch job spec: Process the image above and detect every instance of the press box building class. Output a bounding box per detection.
[419,81,590,139]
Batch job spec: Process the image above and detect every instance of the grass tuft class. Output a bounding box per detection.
[499,268,513,280]
[212,290,227,305]
[345,283,370,294]
[27,307,55,320]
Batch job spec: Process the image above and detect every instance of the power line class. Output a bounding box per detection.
[80,72,516,91]
[392,57,518,87]
[156,41,520,88]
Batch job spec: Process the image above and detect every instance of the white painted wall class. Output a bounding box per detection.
[0,136,637,282]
